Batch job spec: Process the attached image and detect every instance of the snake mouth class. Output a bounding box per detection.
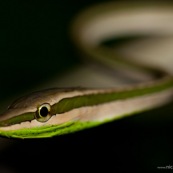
[0,120,102,139]
[0,121,75,139]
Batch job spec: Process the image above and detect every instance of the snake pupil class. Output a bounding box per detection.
[40,106,49,117]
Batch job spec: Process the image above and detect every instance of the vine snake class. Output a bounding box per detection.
[0,1,173,139]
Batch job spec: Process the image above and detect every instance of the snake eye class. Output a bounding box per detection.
[36,103,52,122]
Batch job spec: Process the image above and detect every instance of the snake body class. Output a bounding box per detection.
[0,1,173,138]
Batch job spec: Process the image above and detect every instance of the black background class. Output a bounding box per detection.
[0,0,173,172]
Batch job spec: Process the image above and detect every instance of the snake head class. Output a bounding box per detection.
[0,88,85,139]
